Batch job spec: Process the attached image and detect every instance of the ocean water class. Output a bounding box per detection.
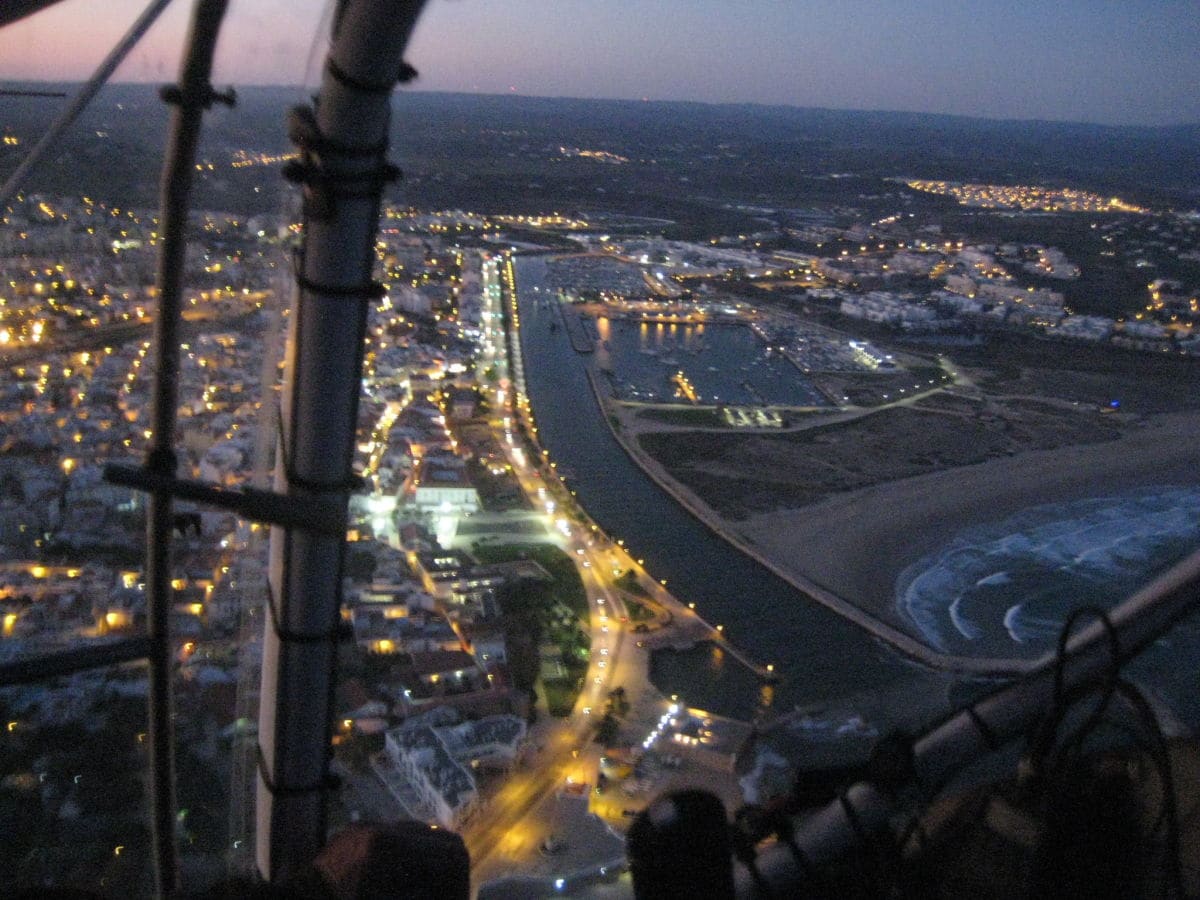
[897,486,1200,658]
[743,488,1200,801]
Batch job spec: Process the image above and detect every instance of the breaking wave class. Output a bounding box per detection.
[896,486,1200,657]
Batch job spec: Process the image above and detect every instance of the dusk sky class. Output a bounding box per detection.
[1,0,1198,126]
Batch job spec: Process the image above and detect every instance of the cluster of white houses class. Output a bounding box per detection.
[372,705,526,829]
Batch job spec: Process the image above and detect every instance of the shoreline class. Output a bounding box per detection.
[587,362,1042,677]
[592,361,1200,673]
[737,411,1200,633]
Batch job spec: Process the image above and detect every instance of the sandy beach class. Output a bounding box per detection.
[736,411,1200,636]
[594,329,1200,671]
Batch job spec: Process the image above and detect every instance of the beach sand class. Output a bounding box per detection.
[735,411,1200,633]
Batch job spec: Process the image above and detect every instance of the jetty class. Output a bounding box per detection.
[558,302,595,353]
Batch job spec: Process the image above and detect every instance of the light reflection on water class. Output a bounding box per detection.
[708,643,725,672]
[599,316,826,406]
[514,254,956,726]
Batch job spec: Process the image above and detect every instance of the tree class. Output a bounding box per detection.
[607,686,630,717]
[594,712,619,746]
[496,576,554,624]
[496,577,552,692]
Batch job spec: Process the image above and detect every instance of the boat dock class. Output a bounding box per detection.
[558,303,595,353]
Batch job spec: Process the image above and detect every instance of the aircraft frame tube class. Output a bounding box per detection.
[257,0,427,881]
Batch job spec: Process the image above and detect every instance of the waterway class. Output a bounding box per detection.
[512,256,965,730]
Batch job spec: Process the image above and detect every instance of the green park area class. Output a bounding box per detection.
[476,544,590,717]
[635,406,724,428]
[613,571,657,622]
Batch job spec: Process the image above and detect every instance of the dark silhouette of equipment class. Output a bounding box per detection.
[628,789,736,899]
[299,823,470,900]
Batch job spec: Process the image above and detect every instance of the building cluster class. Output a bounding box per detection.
[533,200,1200,394]
[1096,215,1200,271]
[0,198,556,864]
[381,206,590,239]
[0,197,157,351]
[792,234,1200,354]
[904,180,1148,214]
[335,536,537,829]
[558,146,630,165]
[373,705,526,829]
[0,305,281,654]
[383,207,494,237]
[584,236,769,277]
[315,237,548,829]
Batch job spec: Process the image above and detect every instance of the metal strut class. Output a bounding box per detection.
[740,545,1200,896]
[254,0,428,881]
[104,463,350,536]
[142,1,230,893]
[0,0,177,208]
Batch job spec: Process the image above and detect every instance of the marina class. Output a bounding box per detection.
[593,316,828,407]
[511,254,960,725]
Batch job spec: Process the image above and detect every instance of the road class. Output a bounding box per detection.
[463,252,670,885]
[462,250,773,890]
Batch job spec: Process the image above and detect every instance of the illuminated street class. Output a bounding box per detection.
[461,251,756,892]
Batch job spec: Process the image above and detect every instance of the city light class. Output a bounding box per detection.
[2,64,1197,899]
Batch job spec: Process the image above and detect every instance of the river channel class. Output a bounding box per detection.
[512,256,968,729]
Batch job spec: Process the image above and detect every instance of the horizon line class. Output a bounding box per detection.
[0,78,1197,131]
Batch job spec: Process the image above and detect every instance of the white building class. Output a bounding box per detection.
[1055,315,1114,342]
[375,709,526,829]
[412,463,479,516]
[839,292,938,330]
